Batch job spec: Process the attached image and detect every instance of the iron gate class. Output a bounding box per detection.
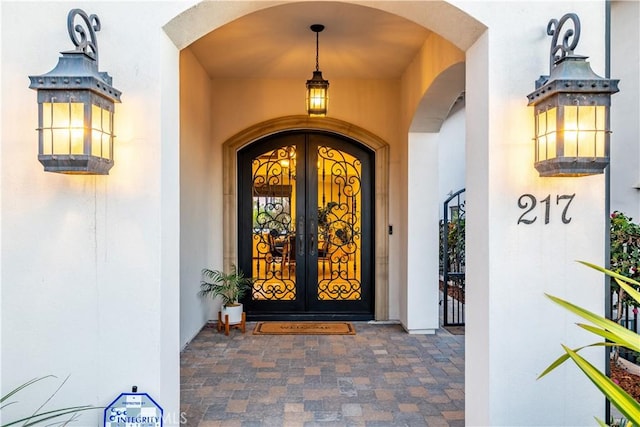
[441,188,465,326]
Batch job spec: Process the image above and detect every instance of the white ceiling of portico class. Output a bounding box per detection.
[187,2,432,80]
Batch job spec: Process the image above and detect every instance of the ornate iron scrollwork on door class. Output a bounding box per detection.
[316,146,362,300]
[251,146,297,300]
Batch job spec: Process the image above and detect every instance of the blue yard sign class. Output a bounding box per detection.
[104,392,163,427]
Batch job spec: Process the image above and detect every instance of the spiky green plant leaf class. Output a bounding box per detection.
[1,376,97,427]
[579,261,640,287]
[3,406,92,427]
[614,278,640,305]
[561,345,640,426]
[576,324,640,352]
[537,342,620,380]
[540,262,640,427]
[545,294,640,353]
[0,377,55,408]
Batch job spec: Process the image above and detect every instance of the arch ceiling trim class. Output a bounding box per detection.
[164,1,486,64]
[410,62,466,132]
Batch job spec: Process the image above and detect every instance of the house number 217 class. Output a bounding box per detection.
[517,193,575,225]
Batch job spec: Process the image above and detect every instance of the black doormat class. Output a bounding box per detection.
[443,325,465,335]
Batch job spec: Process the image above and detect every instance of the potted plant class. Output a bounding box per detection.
[199,264,253,329]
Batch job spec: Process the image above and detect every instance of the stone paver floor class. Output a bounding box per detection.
[180,322,464,426]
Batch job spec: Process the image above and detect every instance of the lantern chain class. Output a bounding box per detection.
[310,24,325,72]
[315,30,320,72]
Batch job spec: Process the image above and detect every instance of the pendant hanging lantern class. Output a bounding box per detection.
[526,13,619,177]
[29,9,122,175]
[306,24,329,117]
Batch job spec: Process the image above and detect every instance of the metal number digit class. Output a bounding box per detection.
[517,194,537,225]
[556,193,575,224]
[541,195,551,224]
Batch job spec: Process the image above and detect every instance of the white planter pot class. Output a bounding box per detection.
[221,303,243,325]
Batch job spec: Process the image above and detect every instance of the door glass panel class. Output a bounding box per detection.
[251,146,297,300]
[316,146,362,300]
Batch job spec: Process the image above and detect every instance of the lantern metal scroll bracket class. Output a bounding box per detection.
[29,9,122,175]
[67,9,101,62]
[526,13,619,177]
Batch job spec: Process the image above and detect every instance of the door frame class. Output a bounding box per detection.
[223,115,390,320]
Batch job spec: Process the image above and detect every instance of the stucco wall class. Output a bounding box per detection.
[1,1,188,423]
[179,49,216,348]
[406,132,440,332]
[210,78,402,147]
[610,0,640,218]
[457,1,609,425]
[401,33,465,133]
[438,106,466,211]
[404,106,465,333]
[399,31,466,330]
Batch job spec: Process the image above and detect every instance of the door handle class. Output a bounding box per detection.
[309,218,316,256]
[297,216,305,256]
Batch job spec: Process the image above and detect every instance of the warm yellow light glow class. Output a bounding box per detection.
[43,102,85,155]
[563,105,579,157]
[91,105,113,159]
[536,107,556,161]
[249,145,362,301]
[562,105,605,158]
[595,107,605,157]
[309,89,326,108]
[307,86,328,117]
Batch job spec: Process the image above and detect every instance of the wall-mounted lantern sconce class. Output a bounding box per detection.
[527,13,618,177]
[306,24,329,117]
[29,9,122,175]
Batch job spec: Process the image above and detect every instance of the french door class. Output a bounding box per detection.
[238,131,374,320]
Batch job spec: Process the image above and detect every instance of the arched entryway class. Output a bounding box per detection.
[237,130,375,320]
[222,116,390,320]
[176,0,474,335]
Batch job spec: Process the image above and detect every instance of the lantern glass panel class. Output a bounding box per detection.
[42,102,85,155]
[563,105,606,158]
[91,104,100,157]
[103,107,112,159]
[536,107,556,161]
[91,104,113,159]
[595,106,605,156]
[564,105,578,157]
[307,86,328,116]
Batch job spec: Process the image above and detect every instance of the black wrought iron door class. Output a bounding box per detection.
[238,131,374,320]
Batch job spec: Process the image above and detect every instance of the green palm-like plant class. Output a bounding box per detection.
[1,376,96,427]
[538,261,640,426]
[199,264,252,307]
